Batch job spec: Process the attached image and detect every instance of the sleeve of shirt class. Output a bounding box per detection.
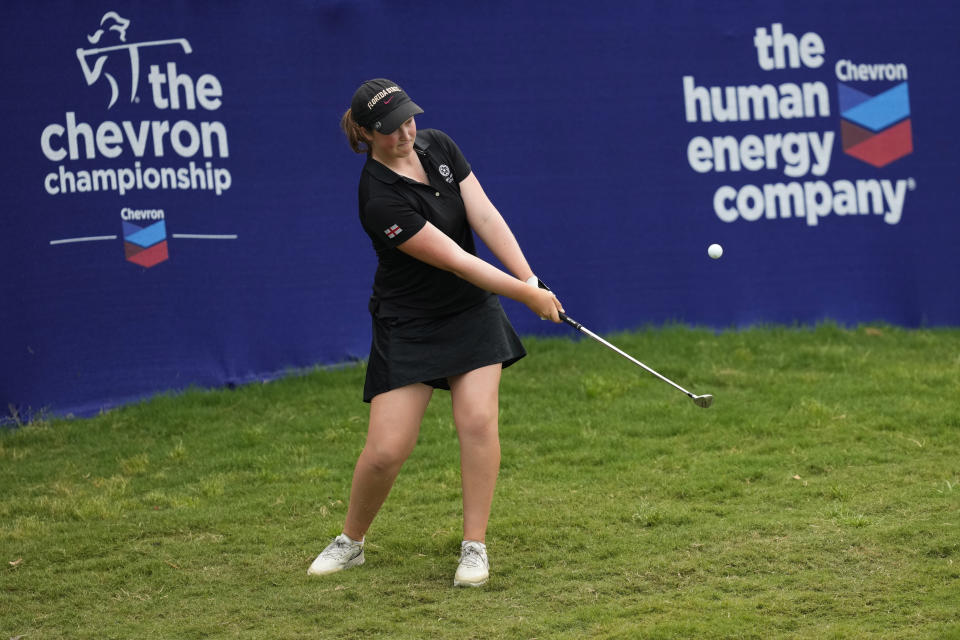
[362,196,427,249]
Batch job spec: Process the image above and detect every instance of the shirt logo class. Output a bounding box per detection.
[384,224,402,239]
[438,164,454,184]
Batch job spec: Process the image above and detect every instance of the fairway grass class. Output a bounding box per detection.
[2,324,959,639]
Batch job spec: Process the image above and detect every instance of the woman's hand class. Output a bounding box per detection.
[524,285,564,323]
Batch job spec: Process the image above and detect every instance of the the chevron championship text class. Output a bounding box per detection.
[39,14,232,197]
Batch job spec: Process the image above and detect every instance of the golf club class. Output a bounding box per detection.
[534,278,714,408]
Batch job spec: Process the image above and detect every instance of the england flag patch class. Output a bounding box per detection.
[384,224,402,239]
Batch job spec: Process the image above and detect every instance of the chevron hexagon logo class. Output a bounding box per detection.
[838,81,913,168]
[123,219,169,267]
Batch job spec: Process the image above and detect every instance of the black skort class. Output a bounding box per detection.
[363,294,526,402]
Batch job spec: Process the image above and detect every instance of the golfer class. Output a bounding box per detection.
[308,78,563,587]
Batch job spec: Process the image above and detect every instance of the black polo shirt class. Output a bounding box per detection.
[358,129,489,317]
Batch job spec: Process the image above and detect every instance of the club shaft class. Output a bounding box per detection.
[560,313,696,398]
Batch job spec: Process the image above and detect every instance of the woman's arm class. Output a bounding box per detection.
[459,172,535,282]
[396,222,563,322]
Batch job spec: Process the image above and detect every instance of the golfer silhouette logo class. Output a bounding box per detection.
[76,11,193,109]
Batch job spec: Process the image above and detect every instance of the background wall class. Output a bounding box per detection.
[2,0,957,422]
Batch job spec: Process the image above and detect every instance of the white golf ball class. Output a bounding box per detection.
[708,243,723,259]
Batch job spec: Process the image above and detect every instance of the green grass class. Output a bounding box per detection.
[2,324,959,639]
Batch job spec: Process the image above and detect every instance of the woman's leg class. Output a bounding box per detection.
[342,383,434,541]
[448,364,503,543]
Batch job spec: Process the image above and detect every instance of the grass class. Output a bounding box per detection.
[2,323,959,639]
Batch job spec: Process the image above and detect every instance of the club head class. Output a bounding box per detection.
[692,394,713,408]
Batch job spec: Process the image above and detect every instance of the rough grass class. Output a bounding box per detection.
[2,324,959,639]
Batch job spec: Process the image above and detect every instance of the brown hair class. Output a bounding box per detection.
[340,108,372,154]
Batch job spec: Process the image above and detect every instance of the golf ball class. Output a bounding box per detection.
[708,243,723,259]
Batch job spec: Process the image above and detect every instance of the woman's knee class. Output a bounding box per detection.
[359,443,411,475]
[454,405,499,443]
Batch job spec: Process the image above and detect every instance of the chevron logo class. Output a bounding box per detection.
[123,220,169,267]
[838,81,913,168]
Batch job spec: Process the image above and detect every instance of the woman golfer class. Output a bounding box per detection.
[308,78,563,587]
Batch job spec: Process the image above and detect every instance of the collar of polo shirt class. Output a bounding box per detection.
[365,137,432,184]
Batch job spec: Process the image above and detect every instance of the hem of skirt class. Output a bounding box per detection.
[362,351,526,403]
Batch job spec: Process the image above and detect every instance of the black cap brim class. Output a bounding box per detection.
[374,100,424,134]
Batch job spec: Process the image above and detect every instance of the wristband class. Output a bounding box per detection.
[526,274,549,320]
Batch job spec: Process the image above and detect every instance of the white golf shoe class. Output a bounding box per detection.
[453,540,489,587]
[307,534,365,576]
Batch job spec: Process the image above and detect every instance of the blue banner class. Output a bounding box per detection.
[2,0,958,422]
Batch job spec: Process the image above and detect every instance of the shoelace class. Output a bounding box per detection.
[326,538,361,561]
[459,545,487,568]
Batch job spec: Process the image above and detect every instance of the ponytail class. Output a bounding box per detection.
[341,108,372,154]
